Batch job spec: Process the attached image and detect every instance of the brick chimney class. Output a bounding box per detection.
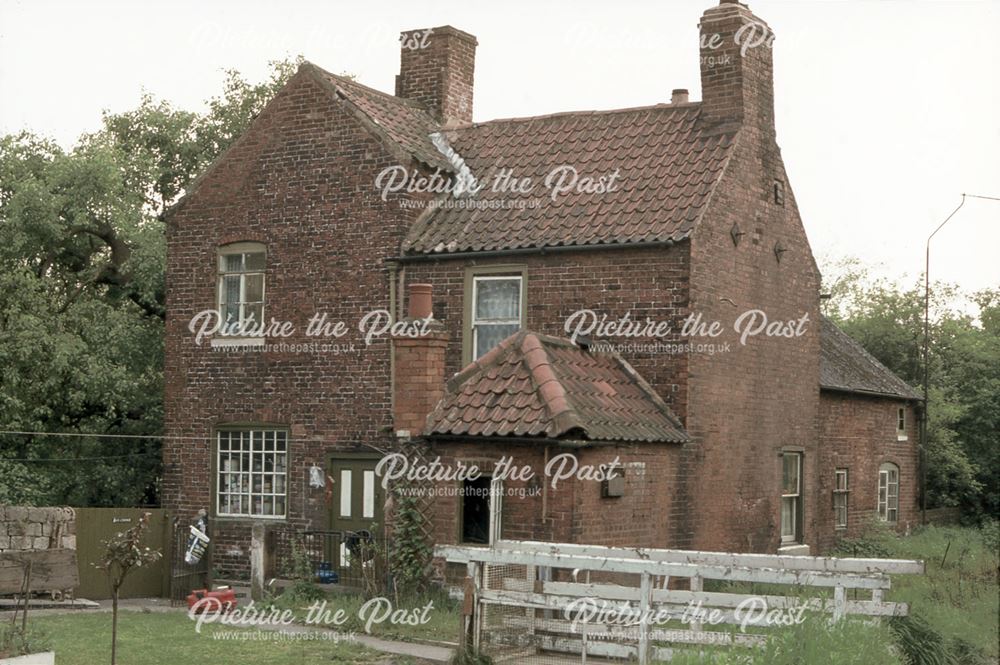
[699,0,775,135]
[392,283,448,437]
[396,26,477,125]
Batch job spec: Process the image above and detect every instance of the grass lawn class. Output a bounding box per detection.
[264,587,461,643]
[31,610,396,665]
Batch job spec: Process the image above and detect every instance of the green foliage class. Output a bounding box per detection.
[662,616,903,665]
[389,491,433,594]
[0,59,300,507]
[0,623,52,659]
[450,647,494,665]
[284,540,326,603]
[821,258,1000,521]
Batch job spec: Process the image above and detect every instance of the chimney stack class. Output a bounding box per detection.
[698,0,775,135]
[392,283,448,438]
[396,26,477,125]
[671,88,689,104]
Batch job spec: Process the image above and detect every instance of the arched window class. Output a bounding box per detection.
[218,242,266,332]
[878,463,899,523]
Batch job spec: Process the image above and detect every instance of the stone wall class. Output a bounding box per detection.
[0,506,76,552]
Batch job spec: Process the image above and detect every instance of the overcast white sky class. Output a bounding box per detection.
[2,0,998,297]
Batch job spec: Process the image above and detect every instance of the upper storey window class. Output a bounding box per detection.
[218,243,265,334]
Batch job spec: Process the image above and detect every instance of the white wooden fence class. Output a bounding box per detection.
[436,540,924,664]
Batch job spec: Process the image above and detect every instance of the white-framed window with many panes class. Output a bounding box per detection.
[781,452,802,544]
[470,274,523,360]
[878,462,899,523]
[216,429,287,518]
[218,243,265,335]
[833,468,849,529]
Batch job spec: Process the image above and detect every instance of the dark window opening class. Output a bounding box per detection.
[773,180,785,206]
[461,476,492,544]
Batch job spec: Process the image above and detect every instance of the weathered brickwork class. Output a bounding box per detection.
[816,394,920,552]
[164,68,431,576]
[162,2,921,579]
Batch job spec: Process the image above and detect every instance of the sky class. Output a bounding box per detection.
[1,0,998,297]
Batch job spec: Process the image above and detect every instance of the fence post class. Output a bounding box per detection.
[251,523,266,601]
[690,574,703,634]
[639,571,651,665]
[833,585,846,622]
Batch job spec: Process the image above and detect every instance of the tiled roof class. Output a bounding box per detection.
[426,331,689,443]
[306,64,453,172]
[402,104,737,255]
[820,316,921,400]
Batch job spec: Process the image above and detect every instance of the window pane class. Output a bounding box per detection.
[363,470,375,519]
[340,470,352,518]
[782,454,800,495]
[245,252,265,271]
[781,497,795,537]
[221,275,240,306]
[475,323,519,359]
[245,274,264,303]
[244,303,263,326]
[475,278,520,320]
[274,497,286,518]
[223,254,243,272]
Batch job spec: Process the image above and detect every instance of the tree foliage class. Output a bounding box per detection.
[0,60,301,507]
[822,258,999,520]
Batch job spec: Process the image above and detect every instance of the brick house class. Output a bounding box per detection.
[163,0,921,578]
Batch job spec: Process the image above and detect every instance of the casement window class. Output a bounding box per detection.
[878,463,899,523]
[218,243,266,334]
[781,452,802,544]
[217,429,288,518]
[466,269,525,361]
[896,407,908,440]
[833,468,849,529]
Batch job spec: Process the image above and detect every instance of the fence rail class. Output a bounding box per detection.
[437,540,924,664]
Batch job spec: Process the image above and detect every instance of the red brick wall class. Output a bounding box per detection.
[163,68,426,577]
[816,393,920,552]
[402,245,691,423]
[427,441,686,549]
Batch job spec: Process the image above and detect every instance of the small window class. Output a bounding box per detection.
[460,476,492,544]
[471,275,522,360]
[773,180,785,206]
[218,243,266,334]
[781,453,802,544]
[896,407,908,440]
[878,463,899,523]
[217,429,288,518]
[833,469,849,529]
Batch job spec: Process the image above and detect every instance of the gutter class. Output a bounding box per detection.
[819,385,923,402]
[385,238,680,264]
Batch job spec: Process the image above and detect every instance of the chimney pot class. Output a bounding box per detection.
[671,88,689,104]
[408,283,433,320]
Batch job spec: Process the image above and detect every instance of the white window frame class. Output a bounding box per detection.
[217,242,266,335]
[878,463,899,523]
[896,407,908,441]
[781,452,802,544]
[833,468,849,529]
[216,429,288,519]
[471,275,523,360]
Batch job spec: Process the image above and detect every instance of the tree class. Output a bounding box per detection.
[94,512,162,665]
[0,59,302,507]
